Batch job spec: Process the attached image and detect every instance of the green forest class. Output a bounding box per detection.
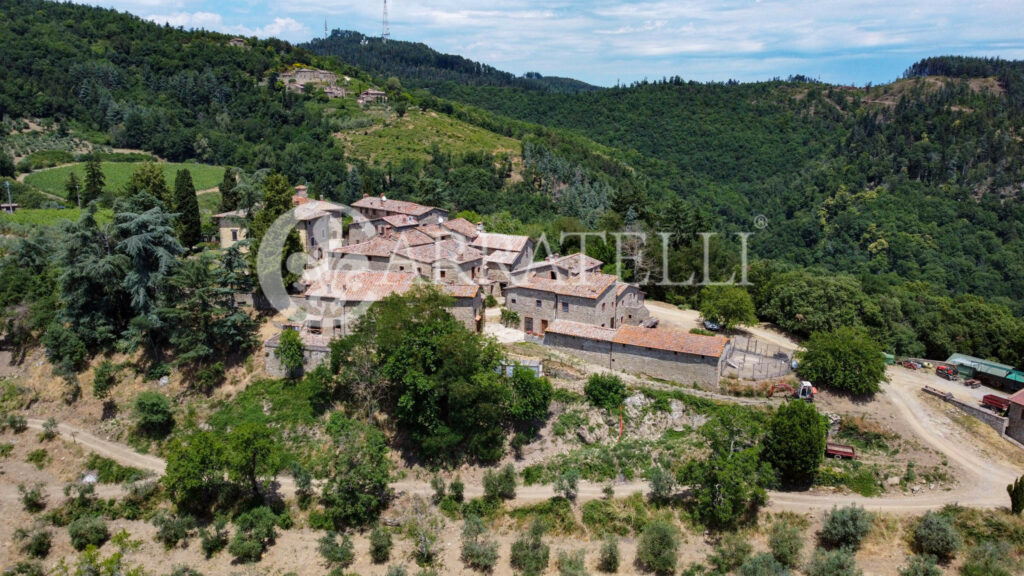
[2,0,1024,369]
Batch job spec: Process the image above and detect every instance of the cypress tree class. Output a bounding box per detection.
[64,172,82,205]
[219,167,239,211]
[1009,475,1024,514]
[174,169,202,248]
[83,155,105,205]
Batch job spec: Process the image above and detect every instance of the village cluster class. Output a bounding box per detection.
[214,188,733,384]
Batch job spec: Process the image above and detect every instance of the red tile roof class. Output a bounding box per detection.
[553,253,604,275]
[394,239,483,265]
[334,237,398,258]
[417,224,450,239]
[304,270,418,301]
[443,284,481,299]
[483,250,523,266]
[1009,389,1024,407]
[613,325,729,358]
[352,195,441,217]
[510,273,618,300]
[546,319,617,342]
[382,214,419,228]
[472,232,531,253]
[443,217,481,239]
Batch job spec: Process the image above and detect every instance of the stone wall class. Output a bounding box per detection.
[264,339,330,379]
[1006,403,1024,443]
[505,287,618,333]
[543,332,613,368]
[611,342,721,387]
[449,295,484,333]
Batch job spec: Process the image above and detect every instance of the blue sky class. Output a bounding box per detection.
[83,0,1024,87]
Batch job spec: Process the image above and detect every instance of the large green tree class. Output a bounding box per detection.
[226,420,282,496]
[798,326,888,395]
[173,169,202,248]
[219,167,240,211]
[318,414,393,529]
[82,155,105,205]
[249,173,303,290]
[762,400,826,487]
[700,285,758,330]
[122,163,170,206]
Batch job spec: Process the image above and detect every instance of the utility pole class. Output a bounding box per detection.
[4,180,10,213]
[76,182,80,209]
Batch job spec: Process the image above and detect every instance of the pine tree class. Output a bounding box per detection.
[83,155,105,205]
[64,172,81,206]
[174,169,202,248]
[219,167,239,211]
[123,163,170,207]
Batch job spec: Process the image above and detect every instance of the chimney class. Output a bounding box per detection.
[438,215,444,225]
[380,194,387,204]
[362,193,368,198]
[476,222,484,232]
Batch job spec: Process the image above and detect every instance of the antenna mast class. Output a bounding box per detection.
[382,0,390,42]
[324,18,328,40]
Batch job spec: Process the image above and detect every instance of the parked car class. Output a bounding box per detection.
[901,360,921,370]
[703,320,721,331]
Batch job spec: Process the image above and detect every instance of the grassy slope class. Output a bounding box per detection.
[336,108,521,167]
[0,208,114,227]
[23,162,224,199]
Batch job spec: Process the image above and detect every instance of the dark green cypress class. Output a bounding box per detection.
[174,169,202,248]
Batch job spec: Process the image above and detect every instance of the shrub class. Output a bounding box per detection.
[92,360,118,399]
[739,553,791,576]
[430,476,446,504]
[598,534,620,573]
[510,520,550,576]
[8,414,28,433]
[318,532,355,569]
[708,532,753,573]
[898,555,941,576]
[18,483,47,513]
[762,400,826,488]
[370,524,393,563]
[554,468,580,500]
[449,477,465,503]
[960,541,1020,576]
[485,294,498,308]
[912,512,961,562]
[483,464,517,500]
[1007,475,1024,515]
[15,527,52,559]
[199,518,229,558]
[636,519,679,575]
[0,442,12,458]
[558,549,589,576]
[228,506,277,563]
[585,373,626,411]
[26,448,48,469]
[68,515,109,551]
[40,417,58,441]
[85,454,149,484]
[386,566,409,576]
[647,465,676,503]
[768,520,803,568]
[5,562,44,576]
[819,505,871,550]
[461,515,499,571]
[195,362,225,394]
[153,512,196,549]
[133,391,174,437]
[805,548,862,576]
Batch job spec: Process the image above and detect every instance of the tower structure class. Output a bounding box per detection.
[382,0,390,42]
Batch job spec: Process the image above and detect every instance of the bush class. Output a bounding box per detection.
[762,400,826,488]
[449,477,465,503]
[18,483,47,513]
[8,413,28,433]
[819,505,871,550]
[199,518,229,558]
[912,512,961,561]
[68,515,109,551]
[484,294,498,308]
[483,464,517,500]
[598,534,620,573]
[370,524,393,563]
[318,532,355,569]
[15,527,52,559]
[85,454,149,484]
[768,520,803,568]
[797,327,887,395]
[558,550,589,576]
[386,566,409,576]
[5,562,44,576]
[805,548,862,576]
[1008,475,1024,515]
[26,448,48,469]
[40,417,58,441]
[228,506,277,563]
[636,519,679,575]
[555,468,580,500]
[585,373,626,411]
[708,532,752,573]
[647,465,676,503]
[461,515,499,571]
[898,555,941,576]
[195,362,225,394]
[153,512,196,549]
[960,541,1020,576]
[739,553,791,576]
[510,520,550,576]
[133,391,174,437]
[430,476,446,504]
[92,360,118,398]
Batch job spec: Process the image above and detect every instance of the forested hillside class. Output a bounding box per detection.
[303,30,600,94]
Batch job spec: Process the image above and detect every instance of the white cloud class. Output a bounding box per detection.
[145,11,310,39]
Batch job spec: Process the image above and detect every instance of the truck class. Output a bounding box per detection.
[825,442,857,459]
[936,365,959,381]
[982,394,1010,414]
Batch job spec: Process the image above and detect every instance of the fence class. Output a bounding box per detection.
[723,334,795,381]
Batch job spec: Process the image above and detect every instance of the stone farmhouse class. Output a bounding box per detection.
[357,89,388,106]
[212,208,248,250]
[543,320,730,387]
[278,68,347,98]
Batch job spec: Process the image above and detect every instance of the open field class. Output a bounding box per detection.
[23,162,224,199]
[0,207,114,227]
[336,108,521,166]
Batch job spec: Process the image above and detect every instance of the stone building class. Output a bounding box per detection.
[504,273,622,335]
[443,284,485,333]
[543,320,730,387]
[1007,389,1024,445]
[349,195,449,243]
[391,239,485,284]
[329,230,434,272]
[472,232,534,288]
[264,328,330,378]
[212,209,248,249]
[358,89,388,105]
[301,270,419,337]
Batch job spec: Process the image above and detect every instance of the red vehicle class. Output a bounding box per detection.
[826,442,857,459]
[901,360,921,370]
[936,365,959,381]
[982,394,1010,414]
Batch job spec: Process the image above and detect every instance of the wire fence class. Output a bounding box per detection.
[723,334,796,381]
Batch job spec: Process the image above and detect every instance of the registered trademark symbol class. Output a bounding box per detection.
[754,214,769,230]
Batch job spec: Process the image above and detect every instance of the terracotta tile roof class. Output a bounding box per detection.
[417,224,450,239]
[304,270,418,301]
[613,325,729,358]
[334,237,398,258]
[382,214,420,228]
[395,239,483,265]
[294,206,329,221]
[1010,388,1024,407]
[213,209,248,219]
[546,319,617,342]
[484,250,523,266]
[472,232,531,253]
[553,253,603,275]
[443,284,481,299]
[394,229,436,247]
[352,195,442,217]
[443,217,481,239]
[510,273,619,300]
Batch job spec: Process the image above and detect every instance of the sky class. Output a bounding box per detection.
[82,0,1024,87]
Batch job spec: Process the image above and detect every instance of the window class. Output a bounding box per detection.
[440,270,446,279]
[231,229,238,241]
[536,300,542,308]
[561,302,569,313]
[550,271,557,280]
[510,297,517,304]
[602,302,606,311]
[399,266,405,271]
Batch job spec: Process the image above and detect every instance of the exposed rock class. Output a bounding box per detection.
[577,426,597,445]
[886,476,901,486]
